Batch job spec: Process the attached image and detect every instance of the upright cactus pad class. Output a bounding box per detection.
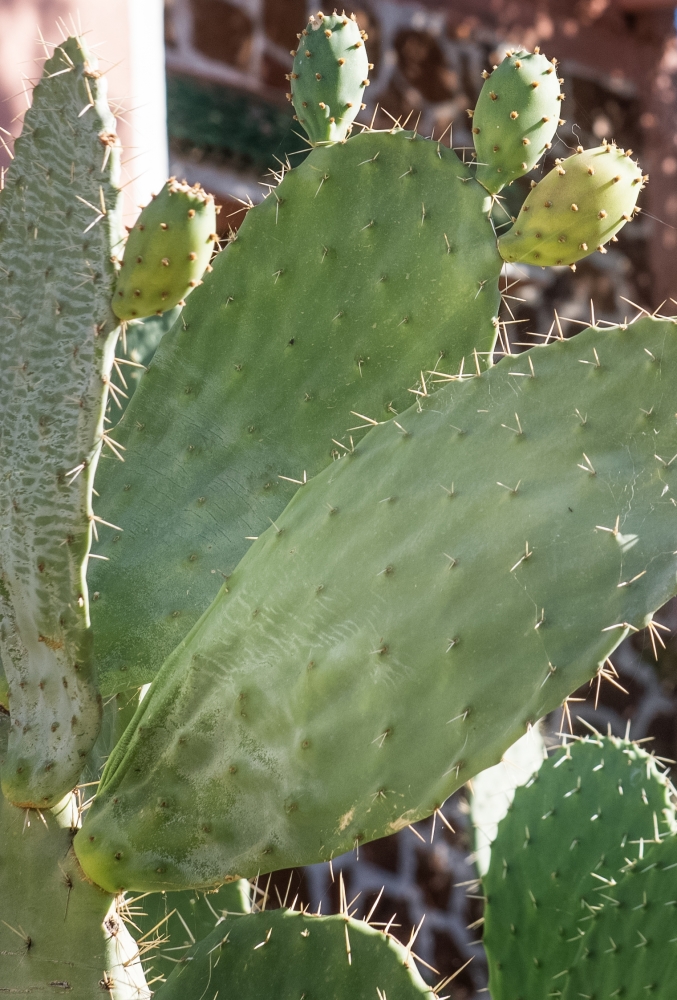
[499,144,644,266]
[0,719,147,995]
[473,50,561,194]
[0,38,123,806]
[482,736,676,999]
[113,178,217,321]
[563,832,677,998]
[89,128,502,695]
[76,317,677,893]
[291,11,369,144]
[153,908,435,1000]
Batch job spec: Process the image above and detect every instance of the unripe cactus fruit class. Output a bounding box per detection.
[113,178,217,321]
[473,50,561,194]
[499,143,644,265]
[290,11,369,144]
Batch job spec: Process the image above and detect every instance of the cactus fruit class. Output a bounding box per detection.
[89,128,502,695]
[472,50,561,194]
[0,717,148,996]
[563,830,677,998]
[113,179,217,321]
[152,908,435,999]
[0,37,123,807]
[290,11,369,144]
[482,735,676,999]
[499,144,644,266]
[75,316,677,893]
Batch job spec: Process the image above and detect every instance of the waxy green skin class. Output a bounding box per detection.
[473,49,561,194]
[562,830,677,999]
[0,37,122,807]
[483,736,676,1000]
[499,144,643,266]
[113,178,216,321]
[90,128,502,695]
[153,908,434,1000]
[0,719,147,997]
[291,12,369,144]
[76,318,677,894]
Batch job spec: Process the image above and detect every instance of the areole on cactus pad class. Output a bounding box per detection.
[76,317,677,893]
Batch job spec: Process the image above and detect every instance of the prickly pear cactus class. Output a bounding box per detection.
[113,179,217,321]
[563,831,677,998]
[0,717,148,996]
[90,127,502,695]
[0,37,123,807]
[473,49,561,193]
[75,317,677,893]
[482,735,676,999]
[290,11,369,143]
[153,908,435,1000]
[499,143,644,266]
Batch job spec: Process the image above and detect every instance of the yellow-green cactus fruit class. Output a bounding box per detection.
[498,143,645,266]
[113,178,217,320]
[473,49,561,194]
[290,10,369,144]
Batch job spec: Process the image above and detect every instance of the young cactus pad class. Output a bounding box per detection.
[113,178,217,320]
[473,50,561,194]
[0,719,147,995]
[482,735,676,1000]
[0,37,123,807]
[89,128,502,695]
[290,11,369,144]
[562,829,677,998]
[152,908,434,1000]
[76,317,677,893]
[499,144,644,265]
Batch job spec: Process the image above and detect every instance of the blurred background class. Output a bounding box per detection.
[2,1,677,995]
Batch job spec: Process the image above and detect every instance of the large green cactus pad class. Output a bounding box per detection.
[483,736,676,999]
[0,719,147,996]
[562,830,677,998]
[76,316,677,893]
[153,908,434,1000]
[0,37,123,806]
[473,49,560,194]
[90,128,502,695]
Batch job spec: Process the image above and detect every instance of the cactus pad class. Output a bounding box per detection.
[0,37,123,806]
[76,316,677,893]
[473,50,561,194]
[89,128,502,695]
[499,144,644,266]
[113,179,217,321]
[153,908,434,1000]
[291,11,369,144]
[482,735,676,999]
[563,831,677,999]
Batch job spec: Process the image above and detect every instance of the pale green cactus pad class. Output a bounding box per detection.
[473,49,561,194]
[0,37,123,807]
[483,735,676,999]
[89,127,502,695]
[76,316,677,893]
[153,908,435,1000]
[0,718,148,996]
[291,11,369,143]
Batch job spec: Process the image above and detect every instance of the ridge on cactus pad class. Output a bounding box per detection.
[0,37,122,807]
[113,178,217,321]
[482,734,676,999]
[472,49,561,194]
[152,908,435,1000]
[290,11,369,144]
[89,128,502,695]
[76,317,677,893]
[499,143,644,265]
